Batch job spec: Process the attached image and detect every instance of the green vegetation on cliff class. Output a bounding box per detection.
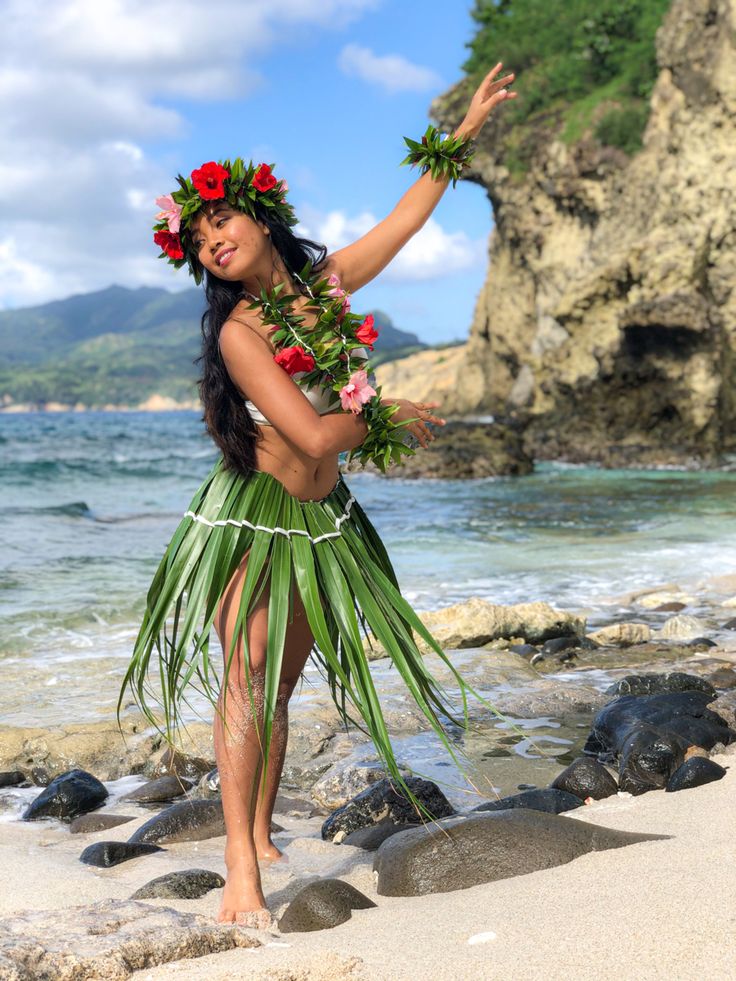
[464,0,672,171]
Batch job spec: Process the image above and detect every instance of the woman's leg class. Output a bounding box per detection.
[252,582,315,860]
[213,552,315,920]
[213,550,269,923]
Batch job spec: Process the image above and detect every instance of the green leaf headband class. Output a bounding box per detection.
[152,157,298,285]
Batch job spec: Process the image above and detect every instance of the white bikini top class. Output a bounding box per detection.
[244,346,374,426]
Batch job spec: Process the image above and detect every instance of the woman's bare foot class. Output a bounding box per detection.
[218,848,270,924]
[254,833,288,863]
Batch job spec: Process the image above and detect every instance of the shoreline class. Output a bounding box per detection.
[0,395,201,413]
[4,573,736,766]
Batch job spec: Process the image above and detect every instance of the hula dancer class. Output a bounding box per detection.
[119,62,517,927]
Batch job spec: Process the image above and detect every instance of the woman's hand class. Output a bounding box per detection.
[381,398,445,449]
[458,62,518,140]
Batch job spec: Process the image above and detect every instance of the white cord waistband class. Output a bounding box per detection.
[183,493,356,543]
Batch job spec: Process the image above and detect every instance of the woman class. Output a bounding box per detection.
[119,62,517,927]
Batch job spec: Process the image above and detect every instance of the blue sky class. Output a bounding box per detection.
[1,0,497,344]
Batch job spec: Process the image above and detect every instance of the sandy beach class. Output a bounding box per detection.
[0,745,733,981]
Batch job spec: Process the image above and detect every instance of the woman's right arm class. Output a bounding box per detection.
[219,318,368,459]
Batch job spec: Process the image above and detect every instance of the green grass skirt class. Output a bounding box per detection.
[118,456,480,802]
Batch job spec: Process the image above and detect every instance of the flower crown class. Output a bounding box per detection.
[152,157,297,285]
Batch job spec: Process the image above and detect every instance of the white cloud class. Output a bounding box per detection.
[0,238,60,308]
[337,43,443,93]
[296,207,487,282]
[393,219,487,279]
[0,0,380,308]
[0,70,184,147]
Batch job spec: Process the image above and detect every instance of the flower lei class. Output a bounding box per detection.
[246,261,418,473]
[399,124,477,188]
[152,157,296,285]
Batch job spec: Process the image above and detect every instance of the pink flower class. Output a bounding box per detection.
[339,369,376,413]
[326,273,351,318]
[278,178,289,197]
[155,194,183,234]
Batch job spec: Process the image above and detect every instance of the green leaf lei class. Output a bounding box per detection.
[400,123,477,188]
[244,260,419,474]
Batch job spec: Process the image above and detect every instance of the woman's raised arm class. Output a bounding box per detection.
[328,62,517,294]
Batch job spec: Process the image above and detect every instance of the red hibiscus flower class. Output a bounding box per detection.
[355,314,379,349]
[274,345,315,376]
[252,163,278,193]
[190,161,230,200]
[154,230,184,260]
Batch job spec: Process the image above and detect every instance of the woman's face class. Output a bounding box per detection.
[188,202,270,281]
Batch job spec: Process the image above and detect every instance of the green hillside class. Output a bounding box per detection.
[0,285,428,408]
[464,0,672,174]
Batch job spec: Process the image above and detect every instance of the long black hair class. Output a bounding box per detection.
[190,200,328,476]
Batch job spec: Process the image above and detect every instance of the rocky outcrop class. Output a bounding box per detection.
[311,759,409,811]
[550,757,619,801]
[364,596,585,660]
[0,900,260,978]
[348,420,533,479]
[0,718,214,783]
[321,777,454,843]
[588,623,652,647]
[584,689,735,794]
[666,755,727,791]
[278,880,376,933]
[130,869,225,900]
[373,344,474,411]
[372,811,668,897]
[22,769,108,823]
[403,0,736,466]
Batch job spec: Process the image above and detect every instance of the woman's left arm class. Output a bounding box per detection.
[328,62,517,294]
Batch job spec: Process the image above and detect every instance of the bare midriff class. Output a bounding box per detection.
[252,425,341,503]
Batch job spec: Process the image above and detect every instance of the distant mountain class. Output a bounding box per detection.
[0,284,427,409]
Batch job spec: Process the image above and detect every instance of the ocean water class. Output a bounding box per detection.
[3,410,736,730]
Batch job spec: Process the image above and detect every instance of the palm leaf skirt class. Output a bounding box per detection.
[118,457,484,810]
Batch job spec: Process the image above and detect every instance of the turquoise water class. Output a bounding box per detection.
[3,410,736,727]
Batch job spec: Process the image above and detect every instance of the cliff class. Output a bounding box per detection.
[384,0,736,466]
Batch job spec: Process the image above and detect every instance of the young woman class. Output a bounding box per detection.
[120,62,517,927]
